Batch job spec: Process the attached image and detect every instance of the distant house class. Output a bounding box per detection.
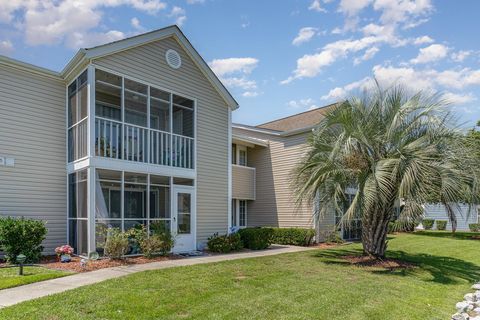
[421,204,479,231]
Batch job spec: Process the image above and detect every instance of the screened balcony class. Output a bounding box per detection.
[68,68,195,170]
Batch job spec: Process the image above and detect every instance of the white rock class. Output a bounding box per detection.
[475,292,480,300]
[473,307,480,314]
[472,283,480,290]
[452,313,468,320]
[466,293,476,302]
[457,301,470,312]
[452,312,468,320]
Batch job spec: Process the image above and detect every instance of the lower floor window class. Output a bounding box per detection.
[232,199,247,228]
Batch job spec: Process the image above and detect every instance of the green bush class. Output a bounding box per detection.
[320,229,344,244]
[271,228,315,246]
[207,233,243,253]
[0,216,47,263]
[139,235,164,259]
[155,231,175,256]
[469,223,480,232]
[436,220,447,231]
[104,228,129,259]
[238,228,273,250]
[422,219,434,230]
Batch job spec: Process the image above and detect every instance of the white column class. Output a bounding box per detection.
[87,166,96,254]
[227,108,232,232]
[87,65,96,158]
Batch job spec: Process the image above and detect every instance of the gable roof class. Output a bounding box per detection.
[0,25,238,110]
[256,103,338,132]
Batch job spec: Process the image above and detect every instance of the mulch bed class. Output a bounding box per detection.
[342,255,416,270]
[1,255,184,273]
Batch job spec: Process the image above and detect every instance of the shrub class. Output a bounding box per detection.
[422,219,434,230]
[271,228,315,246]
[104,228,129,259]
[207,233,243,253]
[149,222,175,255]
[126,225,148,255]
[320,229,344,244]
[0,216,47,263]
[139,235,164,259]
[238,228,273,250]
[436,220,447,231]
[469,223,480,232]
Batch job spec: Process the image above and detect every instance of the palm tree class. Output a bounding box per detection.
[294,84,480,258]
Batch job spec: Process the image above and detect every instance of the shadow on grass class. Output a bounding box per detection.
[409,231,480,241]
[313,248,480,285]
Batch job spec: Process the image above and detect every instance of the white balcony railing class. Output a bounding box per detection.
[95,117,194,169]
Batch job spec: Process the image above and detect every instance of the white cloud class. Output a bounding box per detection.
[354,46,379,65]
[338,0,372,16]
[243,91,259,98]
[292,27,318,46]
[322,65,480,105]
[373,0,433,26]
[413,35,434,45]
[0,40,14,55]
[410,44,449,64]
[67,30,125,49]
[168,6,187,26]
[282,36,381,83]
[287,98,319,110]
[451,50,472,62]
[209,57,258,77]
[209,57,259,97]
[309,0,327,12]
[0,0,167,49]
[130,17,143,30]
[442,92,476,105]
[186,0,205,4]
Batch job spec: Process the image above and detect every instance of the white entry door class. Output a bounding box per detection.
[172,186,196,252]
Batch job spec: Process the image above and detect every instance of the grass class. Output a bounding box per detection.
[0,232,479,319]
[0,266,71,290]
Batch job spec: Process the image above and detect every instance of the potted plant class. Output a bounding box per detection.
[55,245,74,263]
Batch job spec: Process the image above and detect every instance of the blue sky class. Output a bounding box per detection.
[1,0,479,127]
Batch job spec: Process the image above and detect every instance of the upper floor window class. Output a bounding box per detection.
[239,150,247,166]
[68,70,88,162]
[231,144,237,165]
[94,68,195,169]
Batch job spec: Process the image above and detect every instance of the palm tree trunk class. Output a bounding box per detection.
[361,209,392,259]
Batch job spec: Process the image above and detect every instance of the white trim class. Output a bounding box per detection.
[232,123,317,137]
[172,185,196,252]
[227,109,232,232]
[87,65,96,159]
[87,167,96,254]
[232,134,268,147]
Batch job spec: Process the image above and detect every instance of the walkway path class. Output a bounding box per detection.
[0,245,315,308]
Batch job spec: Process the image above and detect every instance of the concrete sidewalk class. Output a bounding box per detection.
[0,245,315,309]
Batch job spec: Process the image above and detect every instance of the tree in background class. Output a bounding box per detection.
[294,84,480,258]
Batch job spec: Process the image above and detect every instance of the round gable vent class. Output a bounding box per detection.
[165,49,181,69]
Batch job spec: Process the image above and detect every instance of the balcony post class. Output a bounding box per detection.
[87,65,95,158]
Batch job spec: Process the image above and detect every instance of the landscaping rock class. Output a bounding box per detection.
[457,301,470,312]
[465,293,476,302]
[472,283,480,290]
[452,312,469,320]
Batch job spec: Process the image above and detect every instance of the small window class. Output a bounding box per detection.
[239,200,247,227]
[232,144,237,165]
[239,150,247,166]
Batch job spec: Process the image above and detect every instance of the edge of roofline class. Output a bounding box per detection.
[60,25,239,110]
[0,55,62,81]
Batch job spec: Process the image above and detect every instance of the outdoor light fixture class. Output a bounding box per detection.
[16,254,26,276]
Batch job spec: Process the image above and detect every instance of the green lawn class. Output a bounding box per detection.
[1,232,479,320]
[0,266,70,290]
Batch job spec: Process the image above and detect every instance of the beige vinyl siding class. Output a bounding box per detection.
[233,128,315,228]
[232,165,255,200]
[93,36,229,246]
[0,64,66,253]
